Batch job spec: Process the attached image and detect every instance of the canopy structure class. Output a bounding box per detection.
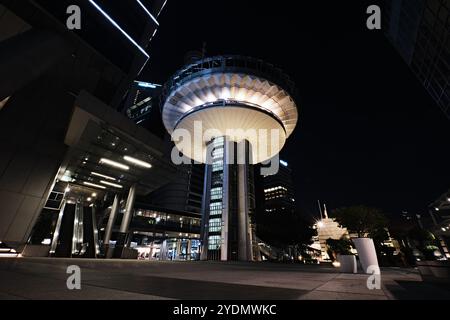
[161,55,299,164]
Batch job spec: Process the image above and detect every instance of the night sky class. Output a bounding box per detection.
[141,1,450,219]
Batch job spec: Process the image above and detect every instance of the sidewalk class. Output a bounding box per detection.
[0,257,449,300]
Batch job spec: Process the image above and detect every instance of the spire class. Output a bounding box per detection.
[317,200,323,219]
[323,203,329,219]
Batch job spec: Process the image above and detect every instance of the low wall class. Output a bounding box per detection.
[21,244,50,257]
[417,260,450,283]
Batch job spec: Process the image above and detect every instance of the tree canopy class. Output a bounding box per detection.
[257,210,316,249]
[331,205,388,238]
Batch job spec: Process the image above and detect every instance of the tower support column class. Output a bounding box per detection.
[112,184,136,258]
[220,138,232,261]
[237,140,253,261]
[200,162,211,260]
[103,194,120,257]
[119,184,137,237]
[72,199,84,256]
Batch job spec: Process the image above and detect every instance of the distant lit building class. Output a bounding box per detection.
[263,160,296,214]
[383,0,449,118]
[312,205,350,261]
[122,80,167,140]
[429,189,450,259]
[125,81,161,122]
[104,203,202,261]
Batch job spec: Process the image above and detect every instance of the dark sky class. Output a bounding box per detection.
[142,0,450,218]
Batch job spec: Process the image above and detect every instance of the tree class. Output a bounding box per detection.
[331,205,388,238]
[257,209,316,252]
[326,238,353,261]
[407,226,441,260]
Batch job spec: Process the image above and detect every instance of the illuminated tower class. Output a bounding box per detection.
[160,56,298,261]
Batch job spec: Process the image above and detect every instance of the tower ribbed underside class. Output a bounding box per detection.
[162,72,298,164]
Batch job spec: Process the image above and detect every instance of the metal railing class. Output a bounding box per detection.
[160,55,298,111]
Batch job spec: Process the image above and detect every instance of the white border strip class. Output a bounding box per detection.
[88,0,149,58]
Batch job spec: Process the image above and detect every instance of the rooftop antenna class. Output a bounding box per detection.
[201,41,207,60]
[323,203,329,219]
[317,200,323,220]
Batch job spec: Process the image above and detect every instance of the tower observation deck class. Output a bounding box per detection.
[161,55,299,261]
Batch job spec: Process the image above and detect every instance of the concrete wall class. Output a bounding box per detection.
[0,75,73,246]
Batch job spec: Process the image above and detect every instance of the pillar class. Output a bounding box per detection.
[187,239,192,260]
[176,238,182,260]
[200,150,212,260]
[237,140,253,261]
[103,194,120,246]
[72,199,84,256]
[49,199,67,255]
[220,138,231,261]
[119,184,136,236]
[91,204,100,257]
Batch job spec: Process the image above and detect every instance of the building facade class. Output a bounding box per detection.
[383,0,449,118]
[263,160,296,215]
[0,0,169,254]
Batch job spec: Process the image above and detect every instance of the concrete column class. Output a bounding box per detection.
[237,140,252,261]
[176,239,182,260]
[200,160,212,260]
[160,240,168,260]
[103,194,120,246]
[91,205,100,257]
[220,138,231,261]
[149,241,154,260]
[187,239,192,260]
[120,184,136,234]
[72,199,84,256]
[49,199,67,255]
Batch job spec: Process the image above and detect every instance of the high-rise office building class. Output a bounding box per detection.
[143,164,205,214]
[133,52,208,215]
[0,0,171,254]
[123,80,166,139]
[263,160,296,215]
[160,55,299,261]
[383,0,449,118]
[122,81,205,215]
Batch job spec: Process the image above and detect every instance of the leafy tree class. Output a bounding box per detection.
[326,238,353,261]
[331,205,388,238]
[407,226,441,260]
[257,209,316,252]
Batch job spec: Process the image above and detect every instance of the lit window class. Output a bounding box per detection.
[208,218,222,232]
[208,235,221,250]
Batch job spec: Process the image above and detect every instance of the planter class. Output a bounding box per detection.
[353,237,379,274]
[417,261,450,284]
[337,254,357,273]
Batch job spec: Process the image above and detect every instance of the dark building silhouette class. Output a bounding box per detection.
[383,0,449,118]
[0,0,169,253]
[144,164,205,214]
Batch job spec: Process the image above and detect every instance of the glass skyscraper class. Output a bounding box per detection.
[383,0,449,119]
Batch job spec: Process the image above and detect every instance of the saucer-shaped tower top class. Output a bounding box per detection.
[161,55,299,164]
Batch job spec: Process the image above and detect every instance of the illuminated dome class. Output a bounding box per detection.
[161,55,299,164]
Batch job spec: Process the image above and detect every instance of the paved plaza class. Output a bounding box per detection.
[0,257,449,300]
